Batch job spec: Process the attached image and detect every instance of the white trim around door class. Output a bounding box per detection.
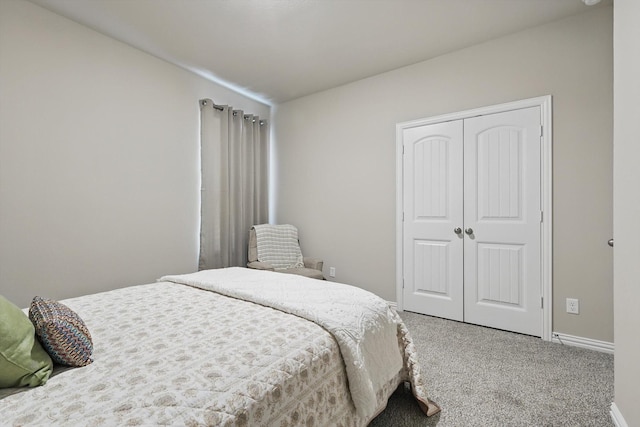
[396,95,553,341]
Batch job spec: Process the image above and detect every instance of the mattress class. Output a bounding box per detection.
[1,268,438,426]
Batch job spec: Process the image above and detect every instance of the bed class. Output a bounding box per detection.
[1,267,439,426]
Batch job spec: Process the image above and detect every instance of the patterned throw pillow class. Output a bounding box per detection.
[29,296,93,367]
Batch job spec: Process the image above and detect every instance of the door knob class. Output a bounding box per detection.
[608,239,614,247]
[465,228,474,235]
[454,227,462,235]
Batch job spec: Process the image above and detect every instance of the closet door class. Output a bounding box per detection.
[463,107,542,336]
[402,121,464,321]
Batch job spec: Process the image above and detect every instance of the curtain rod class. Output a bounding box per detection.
[200,99,224,111]
[200,98,267,126]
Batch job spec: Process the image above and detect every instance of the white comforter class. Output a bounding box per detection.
[160,267,403,420]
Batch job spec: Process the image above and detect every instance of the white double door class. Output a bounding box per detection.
[402,107,542,336]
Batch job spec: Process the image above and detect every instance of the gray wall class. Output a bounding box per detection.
[613,0,640,424]
[274,7,613,342]
[0,0,270,307]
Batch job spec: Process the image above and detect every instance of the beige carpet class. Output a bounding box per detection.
[370,312,614,426]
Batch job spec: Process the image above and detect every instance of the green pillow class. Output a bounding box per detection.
[0,294,53,388]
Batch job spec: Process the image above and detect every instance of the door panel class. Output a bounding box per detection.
[402,121,463,321]
[477,127,523,220]
[414,240,449,295]
[463,107,541,336]
[477,243,523,306]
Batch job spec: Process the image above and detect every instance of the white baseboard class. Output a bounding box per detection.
[551,332,614,354]
[610,403,629,427]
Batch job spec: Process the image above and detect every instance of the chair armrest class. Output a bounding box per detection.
[303,257,323,271]
[247,261,275,271]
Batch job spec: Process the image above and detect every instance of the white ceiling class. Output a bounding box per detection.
[29,0,610,105]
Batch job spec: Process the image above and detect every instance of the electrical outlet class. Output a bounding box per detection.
[329,267,336,278]
[566,298,580,314]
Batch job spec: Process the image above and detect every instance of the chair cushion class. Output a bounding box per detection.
[0,294,53,388]
[253,224,304,269]
[276,267,325,280]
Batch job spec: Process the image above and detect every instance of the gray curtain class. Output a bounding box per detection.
[199,99,268,270]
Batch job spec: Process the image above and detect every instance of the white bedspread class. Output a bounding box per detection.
[160,267,403,420]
